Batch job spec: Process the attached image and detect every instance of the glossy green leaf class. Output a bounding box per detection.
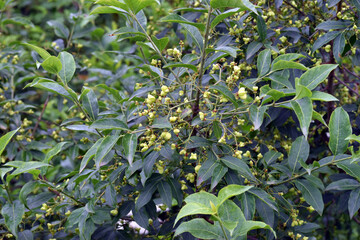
[272,53,305,64]
[25,78,72,99]
[22,42,51,59]
[47,20,69,39]
[174,202,214,225]
[257,15,267,42]
[151,36,169,52]
[180,23,204,50]
[210,0,258,14]
[337,160,360,182]
[234,220,276,238]
[80,139,103,173]
[221,156,255,181]
[288,136,310,173]
[257,49,271,77]
[211,8,241,28]
[58,52,76,84]
[312,31,340,53]
[174,219,224,239]
[333,32,345,64]
[81,88,99,120]
[1,200,25,238]
[218,199,244,234]
[311,91,338,102]
[210,85,238,108]
[329,107,351,155]
[246,41,263,60]
[95,0,128,10]
[349,188,360,218]
[239,192,256,220]
[312,110,327,127]
[295,179,324,215]
[316,20,352,30]
[217,184,253,207]
[4,161,50,176]
[136,180,159,209]
[185,191,219,207]
[90,118,129,131]
[160,14,205,31]
[157,180,172,208]
[94,135,120,169]
[122,134,137,166]
[291,97,312,137]
[295,82,312,100]
[271,60,308,71]
[123,0,159,14]
[263,150,281,166]
[210,164,228,190]
[249,105,268,130]
[41,56,62,75]
[90,6,127,15]
[44,142,68,164]
[151,117,172,129]
[163,62,197,72]
[0,128,19,156]
[325,179,360,191]
[299,64,338,91]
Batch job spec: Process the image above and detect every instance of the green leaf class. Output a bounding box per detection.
[19,181,39,209]
[151,117,172,129]
[295,179,324,215]
[58,52,76,84]
[210,164,228,190]
[160,14,205,31]
[81,88,99,120]
[80,139,103,173]
[174,202,214,225]
[4,161,49,176]
[151,36,169,52]
[272,53,305,64]
[213,121,223,139]
[174,219,224,239]
[44,142,68,164]
[122,133,137,166]
[123,0,159,14]
[299,64,338,91]
[325,179,360,191]
[249,188,278,212]
[1,200,25,238]
[163,62,197,72]
[157,180,172,208]
[311,91,338,102]
[47,20,69,39]
[234,220,276,238]
[316,20,352,30]
[271,60,308,71]
[210,85,238,108]
[290,97,312,137]
[0,128,19,156]
[346,134,360,143]
[96,84,122,102]
[352,0,360,10]
[337,160,360,182]
[90,6,127,15]
[312,31,340,53]
[257,15,267,42]
[239,192,256,220]
[94,0,129,10]
[25,78,72,99]
[221,156,255,181]
[197,157,219,185]
[41,56,62,75]
[249,105,268,130]
[263,150,281,166]
[246,41,263,60]
[210,0,258,14]
[349,188,360,218]
[22,43,51,60]
[94,135,120,169]
[257,49,271,77]
[211,8,241,28]
[90,118,129,131]
[218,199,245,235]
[136,179,159,209]
[288,136,310,173]
[180,23,204,50]
[295,83,312,100]
[217,184,253,207]
[313,110,328,127]
[333,32,345,64]
[329,107,351,155]
[185,191,219,207]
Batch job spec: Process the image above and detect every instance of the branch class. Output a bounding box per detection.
[334,74,360,98]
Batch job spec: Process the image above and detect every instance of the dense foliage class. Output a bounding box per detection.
[1,0,360,239]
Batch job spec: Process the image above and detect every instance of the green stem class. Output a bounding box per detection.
[218,220,230,240]
[267,156,352,186]
[4,184,13,204]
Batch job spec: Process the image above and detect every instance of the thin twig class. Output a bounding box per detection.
[334,75,360,97]
[32,95,50,137]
